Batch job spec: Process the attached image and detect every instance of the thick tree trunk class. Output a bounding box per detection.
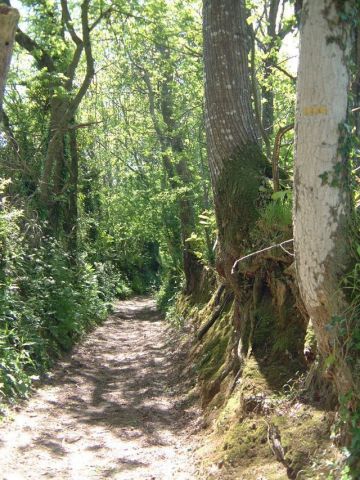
[203,0,268,282]
[0,5,19,111]
[39,98,68,234]
[294,0,354,394]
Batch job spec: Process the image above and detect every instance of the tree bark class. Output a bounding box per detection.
[261,0,280,136]
[63,124,79,257]
[294,0,354,394]
[160,75,203,295]
[0,5,19,111]
[139,57,203,295]
[353,25,360,140]
[39,0,95,210]
[203,0,268,282]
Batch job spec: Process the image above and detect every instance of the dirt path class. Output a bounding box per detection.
[0,298,201,480]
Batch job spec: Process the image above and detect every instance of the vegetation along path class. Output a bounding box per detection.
[0,298,201,479]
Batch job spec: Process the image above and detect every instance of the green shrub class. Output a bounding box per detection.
[0,183,124,404]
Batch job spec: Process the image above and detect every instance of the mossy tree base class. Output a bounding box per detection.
[172,253,344,478]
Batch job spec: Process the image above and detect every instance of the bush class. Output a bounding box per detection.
[0,183,124,403]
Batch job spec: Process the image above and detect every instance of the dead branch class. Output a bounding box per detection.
[231,239,294,274]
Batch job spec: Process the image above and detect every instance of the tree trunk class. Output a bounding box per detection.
[175,157,203,295]
[262,56,275,135]
[203,0,268,283]
[294,0,354,395]
[0,5,19,111]
[159,58,204,294]
[141,52,203,295]
[63,125,78,257]
[353,25,360,140]
[261,0,280,136]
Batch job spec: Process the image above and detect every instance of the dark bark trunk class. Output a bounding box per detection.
[260,1,281,137]
[203,0,268,283]
[353,26,360,142]
[32,0,94,239]
[262,57,275,135]
[63,125,78,257]
[156,57,203,294]
[174,158,203,295]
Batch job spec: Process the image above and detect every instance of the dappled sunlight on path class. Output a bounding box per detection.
[0,298,200,479]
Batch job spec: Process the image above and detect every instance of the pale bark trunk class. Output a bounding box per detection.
[0,5,19,111]
[294,0,354,394]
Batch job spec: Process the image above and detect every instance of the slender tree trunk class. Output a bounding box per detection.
[161,78,203,293]
[294,0,354,395]
[63,125,78,257]
[261,0,280,136]
[262,57,275,135]
[39,98,68,234]
[203,0,268,283]
[143,54,203,295]
[353,25,360,140]
[174,157,203,295]
[0,5,19,111]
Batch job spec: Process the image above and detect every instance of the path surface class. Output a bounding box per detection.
[0,298,201,480]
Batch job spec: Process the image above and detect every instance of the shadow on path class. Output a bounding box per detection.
[0,297,200,480]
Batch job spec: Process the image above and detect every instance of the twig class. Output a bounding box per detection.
[231,239,294,274]
[272,64,296,82]
[272,123,294,192]
[249,27,271,161]
[67,120,103,130]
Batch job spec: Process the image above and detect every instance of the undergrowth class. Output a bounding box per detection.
[0,185,129,405]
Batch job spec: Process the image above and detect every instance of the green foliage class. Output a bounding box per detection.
[253,193,292,243]
[0,184,123,403]
[156,268,183,312]
[0,0,209,408]
[326,211,360,477]
[185,210,216,267]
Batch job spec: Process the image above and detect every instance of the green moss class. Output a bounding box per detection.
[216,395,240,433]
[216,399,331,476]
[241,354,302,394]
[221,419,270,468]
[272,410,330,475]
[242,357,270,393]
[252,304,276,351]
[216,144,268,254]
[197,328,231,381]
[195,298,234,383]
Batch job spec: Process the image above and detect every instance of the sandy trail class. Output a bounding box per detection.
[0,297,200,479]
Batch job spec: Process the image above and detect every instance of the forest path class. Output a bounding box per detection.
[0,297,201,480]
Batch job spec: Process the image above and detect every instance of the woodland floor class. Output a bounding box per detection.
[0,297,203,480]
